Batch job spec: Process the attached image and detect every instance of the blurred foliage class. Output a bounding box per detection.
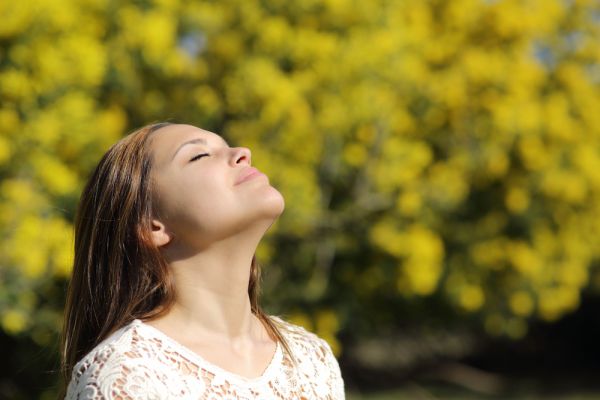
[1,0,600,367]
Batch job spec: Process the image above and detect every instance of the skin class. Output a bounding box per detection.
[145,124,285,379]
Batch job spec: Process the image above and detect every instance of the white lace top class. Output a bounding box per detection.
[65,316,345,399]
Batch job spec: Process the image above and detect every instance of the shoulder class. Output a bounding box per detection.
[269,315,332,356]
[65,320,179,400]
[269,315,345,398]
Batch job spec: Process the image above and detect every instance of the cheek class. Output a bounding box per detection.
[159,176,239,231]
[190,175,235,213]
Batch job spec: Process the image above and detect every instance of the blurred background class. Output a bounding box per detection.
[1,0,600,398]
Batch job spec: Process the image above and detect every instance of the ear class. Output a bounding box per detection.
[150,219,172,247]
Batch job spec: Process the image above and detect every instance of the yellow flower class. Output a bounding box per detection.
[32,153,78,196]
[509,291,534,317]
[470,239,506,270]
[505,317,528,340]
[538,286,580,322]
[505,187,530,214]
[396,191,422,216]
[343,143,368,167]
[0,136,12,164]
[369,219,405,258]
[0,2,33,37]
[1,310,28,335]
[459,285,485,312]
[507,241,543,279]
[399,225,445,295]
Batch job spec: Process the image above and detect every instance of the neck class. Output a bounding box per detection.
[157,226,267,341]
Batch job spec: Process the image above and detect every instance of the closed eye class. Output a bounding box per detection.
[190,153,209,162]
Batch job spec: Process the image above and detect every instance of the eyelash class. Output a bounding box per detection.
[189,153,210,162]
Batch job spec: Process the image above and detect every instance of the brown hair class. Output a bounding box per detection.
[59,122,293,395]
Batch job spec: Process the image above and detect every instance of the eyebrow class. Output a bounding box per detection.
[171,137,230,161]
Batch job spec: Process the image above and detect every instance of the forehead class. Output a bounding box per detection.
[149,124,225,163]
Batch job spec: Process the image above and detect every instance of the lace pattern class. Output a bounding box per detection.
[65,317,345,399]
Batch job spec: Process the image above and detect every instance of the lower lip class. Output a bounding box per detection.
[237,171,266,185]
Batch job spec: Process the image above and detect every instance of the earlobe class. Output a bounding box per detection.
[151,219,172,247]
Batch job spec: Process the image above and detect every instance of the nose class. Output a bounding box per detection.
[231,147,251,166]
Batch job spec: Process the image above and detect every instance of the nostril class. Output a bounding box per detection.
[235,147,251,165]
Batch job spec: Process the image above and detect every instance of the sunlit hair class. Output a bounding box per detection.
[59,122,294,395]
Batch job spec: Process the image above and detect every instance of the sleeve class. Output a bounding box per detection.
[65,356,171,400]
[317,338,346,399]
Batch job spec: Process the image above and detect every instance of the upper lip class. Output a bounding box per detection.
[235,167,262,185]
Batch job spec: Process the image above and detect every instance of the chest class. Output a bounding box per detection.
[183,340,278,379]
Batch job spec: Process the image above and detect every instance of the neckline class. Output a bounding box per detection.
[131,319,283,385]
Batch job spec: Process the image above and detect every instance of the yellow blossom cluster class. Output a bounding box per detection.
[1,0,599,348]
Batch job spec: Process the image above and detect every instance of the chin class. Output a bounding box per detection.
[263,186,285,217]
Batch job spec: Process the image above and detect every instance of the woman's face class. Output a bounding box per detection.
[148,124,284,248]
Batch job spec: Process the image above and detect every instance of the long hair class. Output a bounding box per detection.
[59,122,293,395]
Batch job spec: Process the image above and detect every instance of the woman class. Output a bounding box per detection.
[60,122,345,399]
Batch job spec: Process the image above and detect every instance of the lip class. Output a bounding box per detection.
[235,167,266,185]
